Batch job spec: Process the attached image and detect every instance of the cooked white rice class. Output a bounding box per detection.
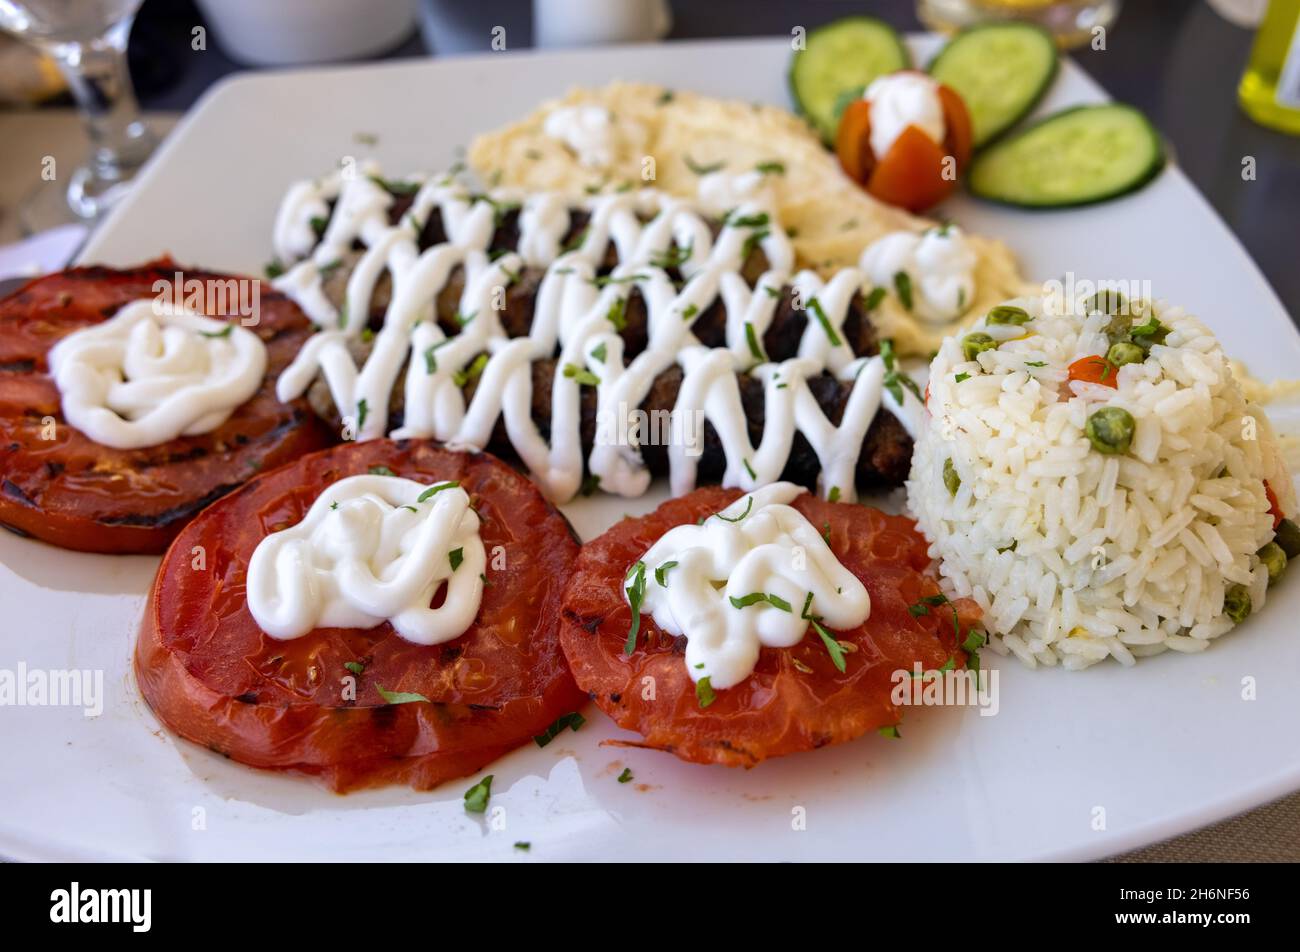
[906,291,1291,669]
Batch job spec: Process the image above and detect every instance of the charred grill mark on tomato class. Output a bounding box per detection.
[96,482,243,529]
[0,259,336,553]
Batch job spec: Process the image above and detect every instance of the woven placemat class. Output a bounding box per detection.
[1110,789,1300,862]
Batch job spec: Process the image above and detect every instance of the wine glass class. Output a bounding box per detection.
[0,0,156,233]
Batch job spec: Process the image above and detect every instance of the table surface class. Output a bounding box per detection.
[1,0,1297,862]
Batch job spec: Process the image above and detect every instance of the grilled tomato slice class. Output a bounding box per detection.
[559,486,980,767]
[136,439,585,793]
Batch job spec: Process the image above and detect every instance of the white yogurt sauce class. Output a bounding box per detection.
[860,226,976,324]
[543,105,620,168]
[269,167,925,504]
[863,72,947,159]
[47,299,267,450]
[247,475,484,645]
[632,482,870,689]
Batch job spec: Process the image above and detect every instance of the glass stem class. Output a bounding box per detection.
[46,17,153,203]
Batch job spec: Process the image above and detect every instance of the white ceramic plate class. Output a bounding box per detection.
[4,37,1298,862]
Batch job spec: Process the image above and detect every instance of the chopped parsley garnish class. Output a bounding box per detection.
[954,372,970,383]
[695,676,717,708]
[623,561,647,655]
[563,363,601,387]
[533,711,586,748]
[309,215,328,236]
[763,284,781,300]
[729,592,792,612]
[466,193,520,226]
[417,480,459,502]
[807,297,843,348]
[588,272,648,288]
[424,339,451,374]
[654,561,678,587]
[514,841,531,851]
[828,486,841,504]
[650,239,693,270]
[880,339,923,404]
[862,286,887,312]
[449,547,464,571]
[376,685,430,705]
[330,501,340,510]
[356,398,369,431]
[657,89,675,105]
[681,303,699,322]
[684,154,725,175]
[810,618,847,672]
[606,296,627,332]
[452,353,488,387]
[264,259,285,280]
[617,767,634,783]
[878,725,901,739]
[368,465,396,476]
[199,324,234,339]
[908,593,950,617]
[725,211,770,230]
[580,473,601,497]
[742,457,757,480]
[962,630,987,673]
[744,322,766,363]
[455,309,478,327]
[755,160,786,175]
[800,593,847,671]
[712,496,754,523]
[1025,361,1047,368]
[562,227,589,253]
[337,302,349,329]
[893,271,914,311]
[368,174,420,196]
[463,775,493,813]
[360,327,375,344]
[343,661,366,676]
[741,227,769,261]
[591,341,608,364]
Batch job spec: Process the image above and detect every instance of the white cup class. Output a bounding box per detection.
[532,0,671,49]
[194,0,418,67]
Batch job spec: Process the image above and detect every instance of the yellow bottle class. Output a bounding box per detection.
[1239,0,1300,134]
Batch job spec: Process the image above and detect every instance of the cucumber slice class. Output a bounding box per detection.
[968,104,1166,208]
[928,22,1058,147]
[789,16,910,144]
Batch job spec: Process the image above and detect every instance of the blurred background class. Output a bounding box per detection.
[0,0,1296,308]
